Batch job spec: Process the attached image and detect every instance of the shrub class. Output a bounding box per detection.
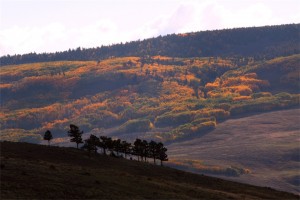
[233,96,252,101]
[168,120,216,139]
[155,111,194,127]
[117,118,153,133]
[191,117,216,125]
[252,92,272,99]
[275,92,292,100]
[214,103,231,111]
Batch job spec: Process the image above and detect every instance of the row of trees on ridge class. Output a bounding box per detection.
[44,124,168,166]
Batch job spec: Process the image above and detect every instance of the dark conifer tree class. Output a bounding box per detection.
[82,134,100,154]
[156,142,168,166]
[149,140,158,164]
[82,137,96,156]
[141,140,149,162]
[99,136,112,155]
[121,140,132,159]
[67,124,83,149]
[113,139,122,156]
[43,130,53,146]
[158,147,168,166]
[133,139,142,161]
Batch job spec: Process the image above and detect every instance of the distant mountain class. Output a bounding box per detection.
[1,24,299,65]
[1,141,298,199]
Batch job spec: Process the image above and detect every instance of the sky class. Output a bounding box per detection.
[0,0,299,56]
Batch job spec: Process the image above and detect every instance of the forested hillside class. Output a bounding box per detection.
[1,54,299,143]
[1,24,299,65]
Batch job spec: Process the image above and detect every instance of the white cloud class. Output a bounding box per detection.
[135,0,297,36]
[0,20,120,55]
[0,23,66,55]
[0,0,299,56]
[76,20,119,47]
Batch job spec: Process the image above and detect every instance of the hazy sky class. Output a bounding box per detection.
[0,0,299,56]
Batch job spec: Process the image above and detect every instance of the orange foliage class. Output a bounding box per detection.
[205,78,220,91]
[42,118,69,129]
[0,83,12,89]
[229,85,253,96]
[233,96,252,101]
[244,73,258,79]
[80,102,107,114]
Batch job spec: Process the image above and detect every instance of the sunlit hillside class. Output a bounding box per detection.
[0,55,299,143]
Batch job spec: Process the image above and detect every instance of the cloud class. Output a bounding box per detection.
[1,0,299,56]
[135,0,298,37]
[0,20,120,55]
[0,23,66,55]
[76,20,119,47]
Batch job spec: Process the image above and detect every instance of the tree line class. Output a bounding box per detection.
[44,124,168,166]
[2,24,299,66]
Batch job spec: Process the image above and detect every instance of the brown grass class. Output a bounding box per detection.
[1,141,299,199]
[167,108,300,195]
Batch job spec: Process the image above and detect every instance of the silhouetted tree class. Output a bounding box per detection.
[141,140,149,162]
[133,139,142,161]
[149,140,158,164]
[156,142,168,166]
[121,140,132,159]
[82,134,100,155]
[113,139,122,156]
[67,124,83,149]
[43,130,53,146]
[82,134,98,156]
[99,136,112,155]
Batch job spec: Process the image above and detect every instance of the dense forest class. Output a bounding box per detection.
[1,24,299,66]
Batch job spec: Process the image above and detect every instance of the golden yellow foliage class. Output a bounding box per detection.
[233,96,252,101]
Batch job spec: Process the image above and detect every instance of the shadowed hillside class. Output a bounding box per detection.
[167,108,300,194]
[1,141,299,199]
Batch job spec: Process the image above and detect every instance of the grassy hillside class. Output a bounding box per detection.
[168,108,300,194]
[0,55,299,143]
[1,141,298,199]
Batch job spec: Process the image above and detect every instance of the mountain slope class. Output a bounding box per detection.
[1,141,298,199]
[0,55,299,143]
[167,108,300,194]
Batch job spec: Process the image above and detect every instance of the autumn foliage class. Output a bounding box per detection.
[0,55,299,142]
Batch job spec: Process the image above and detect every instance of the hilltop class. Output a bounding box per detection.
[1,141,298,199]
[1,24,299,65]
